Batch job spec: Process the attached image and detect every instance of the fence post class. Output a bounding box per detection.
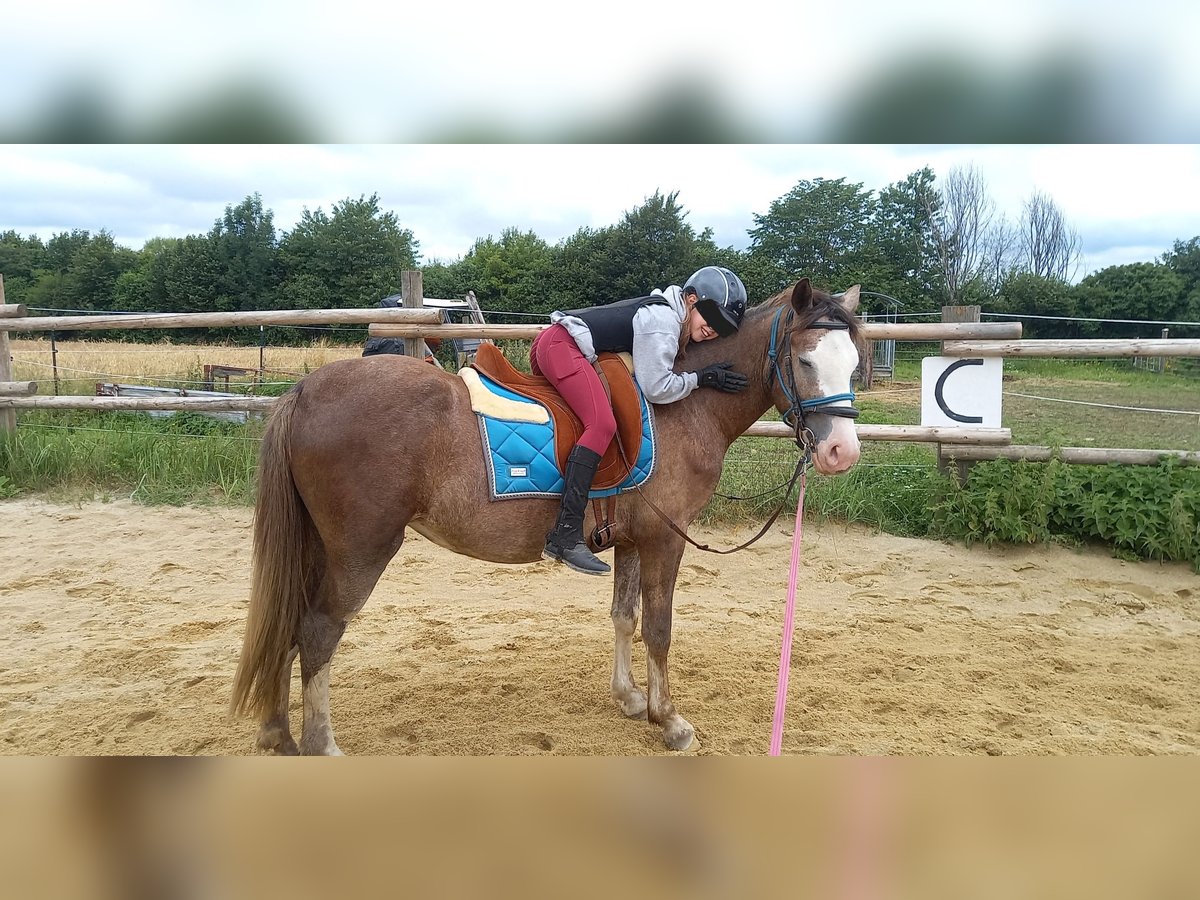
[400,271,427,360]
[936,305,982,483]
[0,275,15,434]
[51,333,60,395]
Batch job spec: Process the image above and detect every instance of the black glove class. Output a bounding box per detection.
[697,362,749,393]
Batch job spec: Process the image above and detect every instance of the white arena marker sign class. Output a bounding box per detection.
[921,357,1004,428]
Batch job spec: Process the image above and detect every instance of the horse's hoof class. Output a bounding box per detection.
[299,737,345,756]
[615,690,648,720]
[256,725,299,756]
[662,718,696,752]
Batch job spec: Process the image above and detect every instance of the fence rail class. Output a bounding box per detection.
[943,338,1200,358]
[3,275,1198,469]
[941,444,1200,466]
[2,307,443,332]
[367,321,1025,341]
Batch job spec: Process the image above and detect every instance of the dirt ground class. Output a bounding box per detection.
[1,497,1197,756]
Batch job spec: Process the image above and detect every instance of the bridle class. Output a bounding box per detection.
[766,306,861,457]
[597,304,864,556]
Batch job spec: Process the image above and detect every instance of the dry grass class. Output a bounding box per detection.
[8,338,363,393]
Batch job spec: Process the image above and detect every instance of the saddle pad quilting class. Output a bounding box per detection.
[473,374,656,500]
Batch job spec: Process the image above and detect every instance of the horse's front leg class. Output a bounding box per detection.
[640,537,694,751]
[611,543,646,719]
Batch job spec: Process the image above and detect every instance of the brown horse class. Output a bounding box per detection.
[230,278,865,754]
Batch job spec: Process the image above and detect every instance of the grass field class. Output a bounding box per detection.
[6,337,363,397]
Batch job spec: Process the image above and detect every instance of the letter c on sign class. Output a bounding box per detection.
[935,359,984,424]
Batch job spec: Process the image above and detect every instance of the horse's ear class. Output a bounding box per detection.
[789,278,814,313]
[839,285,861,315]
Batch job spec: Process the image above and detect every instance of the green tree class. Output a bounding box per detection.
[595,190,721,300]
[419,259,470,306]
[866,168,942,310]
[1071,263,1185,338]
[455,228,554,316]
[546,225,608,312]
[994,272,1077,337]
[1161,236,1200,325]
[44,229,92,275]
[278,194,419,308]
[23,229,136,312]
[209,193,281,312]
[747,177,876,295]
[165,235,225,313]
[113,237,181,316]
[1162,236,1200,292]
[24,229,91,311]
[717,248,779,307]
[70,231,137,311]
[540,192,727,314]
[0,230,48,304]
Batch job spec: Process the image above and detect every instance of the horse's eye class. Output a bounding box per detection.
[795,357,814,369]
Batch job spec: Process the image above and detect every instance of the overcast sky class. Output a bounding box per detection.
[2,144,1198,282]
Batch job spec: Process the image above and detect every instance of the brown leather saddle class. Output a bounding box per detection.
[470,341,644,491]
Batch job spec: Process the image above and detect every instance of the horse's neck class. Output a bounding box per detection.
[673,311,777,448]
[681,377,773,449]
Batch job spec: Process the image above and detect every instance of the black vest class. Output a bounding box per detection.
[561,295,669,353]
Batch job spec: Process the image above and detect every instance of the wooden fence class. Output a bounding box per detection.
[2,271,1198,466]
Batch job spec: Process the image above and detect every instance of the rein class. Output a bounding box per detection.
[589,361,806,556]
[593,306,858,556]
[627,447,810,555]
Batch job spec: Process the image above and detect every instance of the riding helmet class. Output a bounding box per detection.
[684,266,747,337]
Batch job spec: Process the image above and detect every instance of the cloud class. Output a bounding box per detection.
[2,145,1198,283]
[3,3,1198,142]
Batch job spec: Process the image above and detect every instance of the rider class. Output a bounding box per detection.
[531,265,751,576]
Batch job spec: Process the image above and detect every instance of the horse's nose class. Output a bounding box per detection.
[817,435,861,475]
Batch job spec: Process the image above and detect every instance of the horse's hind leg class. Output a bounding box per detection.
[255,645,299,755]
[611,544,647,719]
[298,604,349,756]
[297,554,392,756]
[256,561,324,755]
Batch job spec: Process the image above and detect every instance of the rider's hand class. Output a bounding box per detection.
[697,362,749,393]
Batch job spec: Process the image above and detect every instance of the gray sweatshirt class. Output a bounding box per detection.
[549,285,699,404]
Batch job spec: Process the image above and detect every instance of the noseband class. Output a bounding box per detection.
[766,307,861,451]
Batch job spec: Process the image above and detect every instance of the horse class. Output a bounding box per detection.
[230,278,865,754]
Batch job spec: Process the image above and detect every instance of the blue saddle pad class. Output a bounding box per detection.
[474,373,657,500]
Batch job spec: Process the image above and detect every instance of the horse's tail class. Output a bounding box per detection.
[230,386,313,721]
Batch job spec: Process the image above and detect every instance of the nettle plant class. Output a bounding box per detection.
[932,459,1200,571]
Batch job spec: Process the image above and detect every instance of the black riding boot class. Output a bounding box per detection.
[543,445,611,576]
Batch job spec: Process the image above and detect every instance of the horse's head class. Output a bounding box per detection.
[765,278,863,476]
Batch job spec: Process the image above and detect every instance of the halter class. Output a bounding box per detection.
[766,307,861,452]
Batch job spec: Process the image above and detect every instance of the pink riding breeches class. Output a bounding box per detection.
[529,324,617,457]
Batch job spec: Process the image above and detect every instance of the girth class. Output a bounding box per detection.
[470,342,644,491]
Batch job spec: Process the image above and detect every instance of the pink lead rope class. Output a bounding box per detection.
[769,470,807,756]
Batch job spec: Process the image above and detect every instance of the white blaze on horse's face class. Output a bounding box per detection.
[792,324,859,480]
[799,329,862,476]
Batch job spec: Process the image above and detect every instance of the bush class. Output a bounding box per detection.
[931,458,1200,571]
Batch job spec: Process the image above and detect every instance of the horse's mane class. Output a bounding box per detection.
[750,281,864,347]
